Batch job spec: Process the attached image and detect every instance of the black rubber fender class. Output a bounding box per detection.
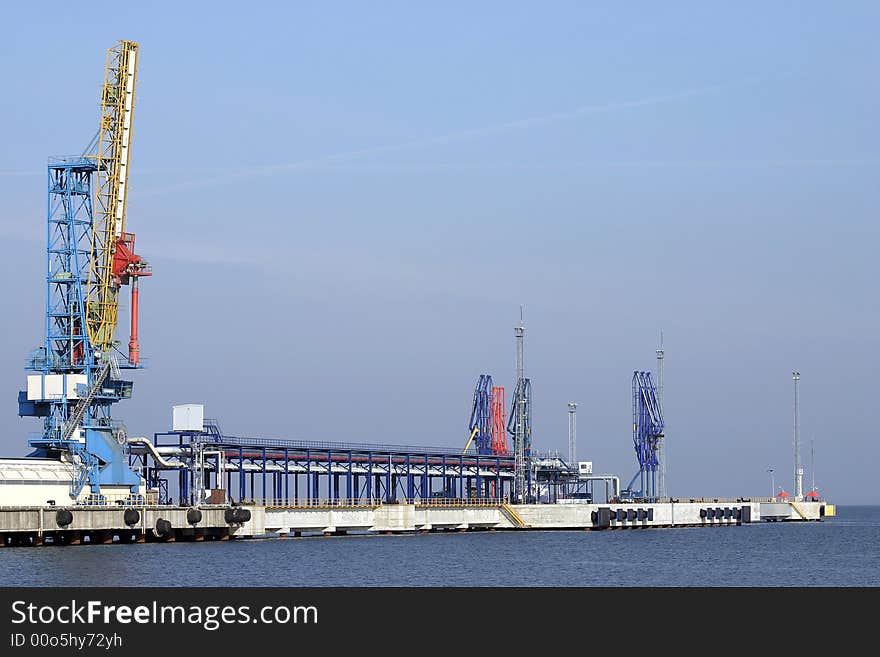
[155,518,172,536]
[123,508,140,526]
[55,509,73,527]
[186,508,203,525]
[225,507,251,524]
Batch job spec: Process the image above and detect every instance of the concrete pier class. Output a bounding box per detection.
[243,499,831,538]
[0,500,833,547]
[0,504,245,546]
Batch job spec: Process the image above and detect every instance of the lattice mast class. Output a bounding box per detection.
[508,311,532,503]
[656,332,665,498]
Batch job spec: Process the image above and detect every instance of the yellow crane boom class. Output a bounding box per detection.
[86,40,139,353]
[463,427,479,454]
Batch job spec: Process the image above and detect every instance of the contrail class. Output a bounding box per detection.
[0,171,41,178]
[136,77,766,197]
[0,166,241,178]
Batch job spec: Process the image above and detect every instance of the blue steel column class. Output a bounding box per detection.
[476,456,482,499]
[495,457,500,500]
[347,451,353,501]
[386,454,392,501]
[305,448,311,501]
[261,447,267,503]
[458,455,464,498]
[238,447,244,502]
[284,448,289,504]
[312,453,319,499]
[367,452,373,501]
[406,454,413,500]
[328,450,334,501]
[422,456,429,499]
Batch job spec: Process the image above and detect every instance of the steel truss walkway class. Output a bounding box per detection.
[130,420,515,506]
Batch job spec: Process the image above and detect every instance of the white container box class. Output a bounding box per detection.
[173,404,204,432]
[578,461,593,475]
[28,374,89,400]
[27,375,43,401]
[44,375,65,400]
[65,374,87,399]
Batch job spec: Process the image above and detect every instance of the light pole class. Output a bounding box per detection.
[793,371,803,500]
[767,468,775,499]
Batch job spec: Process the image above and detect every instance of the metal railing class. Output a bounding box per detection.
[667,497,754,503]
[73,491,157,507]
[247,497,511,509]
[170,428,514,460]
[665,496,824,503]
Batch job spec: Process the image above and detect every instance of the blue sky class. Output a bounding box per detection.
[1,2,878,502]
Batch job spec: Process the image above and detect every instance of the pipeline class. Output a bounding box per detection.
[127,436,186,469]
[576,474,620,498]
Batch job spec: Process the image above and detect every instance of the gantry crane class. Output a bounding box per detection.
[18,40,150,499]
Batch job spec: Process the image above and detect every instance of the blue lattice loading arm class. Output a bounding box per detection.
[624,371,664,501]
[467,375,494,455]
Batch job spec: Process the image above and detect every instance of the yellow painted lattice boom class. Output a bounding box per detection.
[87,40,139,353]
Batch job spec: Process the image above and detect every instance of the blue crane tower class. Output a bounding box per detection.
[17,41,149,501]
[624,371,664,502]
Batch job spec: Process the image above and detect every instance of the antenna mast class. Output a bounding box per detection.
[656,331,665,499]
[793,371,803,500]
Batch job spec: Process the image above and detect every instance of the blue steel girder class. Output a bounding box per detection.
[147,427,517,505]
